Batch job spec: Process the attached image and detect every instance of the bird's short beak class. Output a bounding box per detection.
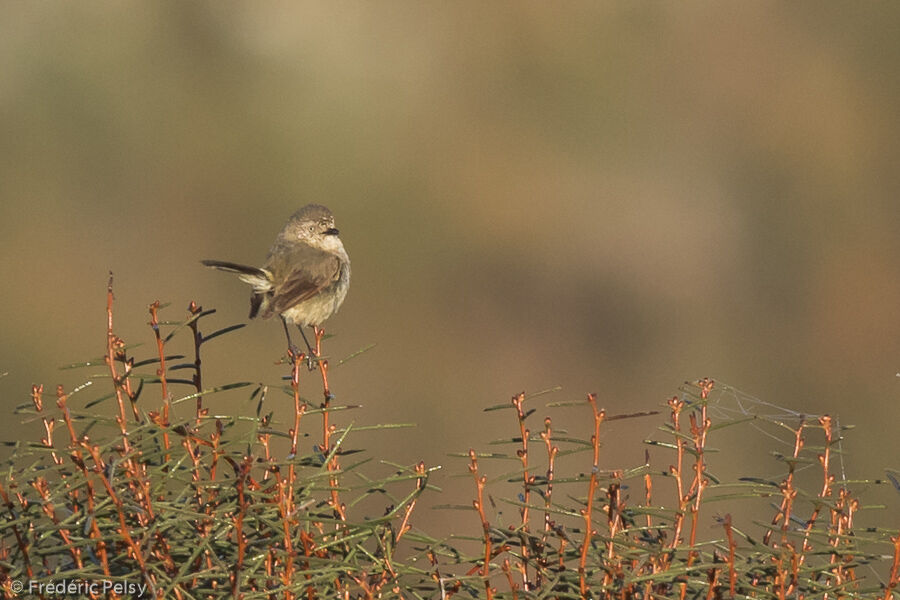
[325,228,340,236]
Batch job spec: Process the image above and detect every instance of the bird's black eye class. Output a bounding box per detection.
[308,225,315,232]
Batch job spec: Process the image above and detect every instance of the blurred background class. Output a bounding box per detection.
[1,3,898,533]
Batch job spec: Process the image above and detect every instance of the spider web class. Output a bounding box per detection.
[671,379,848,483]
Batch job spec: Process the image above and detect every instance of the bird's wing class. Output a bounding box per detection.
[266,244,341,314]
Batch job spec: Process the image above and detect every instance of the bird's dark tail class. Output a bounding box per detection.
[200,260,268,279]
[202,260,271,320]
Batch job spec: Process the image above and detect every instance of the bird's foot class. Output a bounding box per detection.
[286,344,303,362]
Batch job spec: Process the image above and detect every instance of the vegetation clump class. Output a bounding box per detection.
[1,281,898,599]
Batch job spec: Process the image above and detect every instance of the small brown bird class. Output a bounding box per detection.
[202,204,350,365]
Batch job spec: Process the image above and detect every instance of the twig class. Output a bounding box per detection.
[884,533,900,600]
[469,449,495,600]
[579,393,605,598]
[314,327,346,522]
[187,301,205,424]
[148,301,171,455]
[511,392,531,590]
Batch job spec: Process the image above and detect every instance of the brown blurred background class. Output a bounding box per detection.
[1,3,898,532]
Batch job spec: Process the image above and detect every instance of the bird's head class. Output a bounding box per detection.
[282,204,343,251]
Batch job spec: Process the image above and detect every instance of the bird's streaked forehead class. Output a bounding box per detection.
[290,204,334,223]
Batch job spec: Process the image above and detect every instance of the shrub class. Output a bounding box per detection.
[1,279,898,599]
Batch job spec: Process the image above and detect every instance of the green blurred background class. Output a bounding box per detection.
[2,4,899,532]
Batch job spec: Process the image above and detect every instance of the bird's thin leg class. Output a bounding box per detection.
[281,317,301,360]
[297,325,317,370]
